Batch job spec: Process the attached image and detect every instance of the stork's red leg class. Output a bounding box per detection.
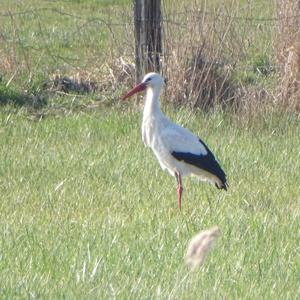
[175,172,183,210]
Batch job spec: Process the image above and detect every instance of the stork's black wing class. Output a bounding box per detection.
[171,138,227,190]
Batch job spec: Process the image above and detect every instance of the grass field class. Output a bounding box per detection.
[0,0,300,299]
[0,107,299,299]
[0,0,277,98]
[0,0,133,96]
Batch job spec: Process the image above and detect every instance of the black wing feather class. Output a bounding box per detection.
[171,138,227,190]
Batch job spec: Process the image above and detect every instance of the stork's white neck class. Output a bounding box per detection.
[143,86,163,118]
[141,84,166,147]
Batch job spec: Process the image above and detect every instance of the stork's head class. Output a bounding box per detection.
[122,72,165,100]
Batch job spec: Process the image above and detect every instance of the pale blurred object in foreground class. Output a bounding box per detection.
[186,226,221,270]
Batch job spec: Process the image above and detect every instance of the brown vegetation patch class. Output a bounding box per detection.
[46,72,97,94]
[44,57,135,96]
[275,1,300,111]
[101,57,135,92]
[280,42,300,110]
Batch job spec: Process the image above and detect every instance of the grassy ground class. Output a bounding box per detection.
[0,0,299,299]
[0,106,299,299]
[0,0,132,93]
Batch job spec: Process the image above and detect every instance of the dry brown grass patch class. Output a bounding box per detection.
[186,226,221,270]
[275,0,300,111]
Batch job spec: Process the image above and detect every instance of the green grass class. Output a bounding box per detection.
[0,107,299,299]
[0,0,133,91]
[0,82,26,106]
[0,1,299,298]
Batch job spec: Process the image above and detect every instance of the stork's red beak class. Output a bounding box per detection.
[122,82,147,100]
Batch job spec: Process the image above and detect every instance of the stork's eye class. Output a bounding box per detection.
[145,77,152,82]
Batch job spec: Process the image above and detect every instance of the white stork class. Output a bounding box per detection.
[122,72,227,210]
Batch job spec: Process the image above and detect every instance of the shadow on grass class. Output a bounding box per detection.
[0,82,47,108]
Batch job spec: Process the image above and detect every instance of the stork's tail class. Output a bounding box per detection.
[215,178,228,191]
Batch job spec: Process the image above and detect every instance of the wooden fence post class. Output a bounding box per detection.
[134,0,162,83]
[134,0,143,83]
